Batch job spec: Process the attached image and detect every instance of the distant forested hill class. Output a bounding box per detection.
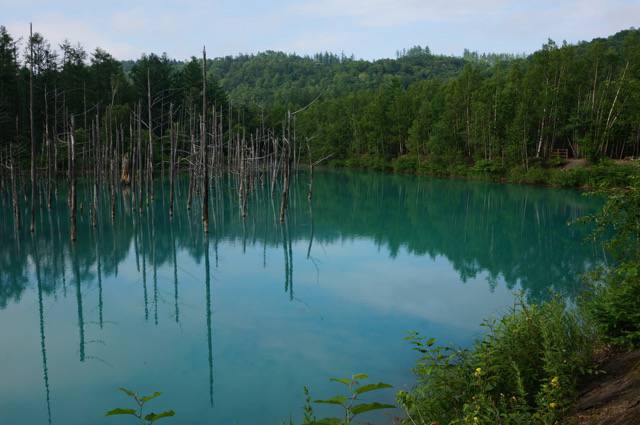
[124,47,471,106]
[206,48,469,106]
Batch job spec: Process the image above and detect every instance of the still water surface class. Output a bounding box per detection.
[0,170,603,424]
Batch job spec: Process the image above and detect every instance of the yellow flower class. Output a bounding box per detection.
[474,367,482,377]
[551,376,560,388]
[473,416,479,425]
[549,402,558,409]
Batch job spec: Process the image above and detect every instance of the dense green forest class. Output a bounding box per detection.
[292,31,640,169]
[1,25,639,177]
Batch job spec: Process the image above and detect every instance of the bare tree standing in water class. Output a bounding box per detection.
[201,46,209,233]
[29,23,36,233]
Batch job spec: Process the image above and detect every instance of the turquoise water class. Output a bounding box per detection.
[0,170,603,425]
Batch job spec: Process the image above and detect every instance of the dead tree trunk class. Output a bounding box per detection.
[10,145,20,230]
[45,86,52,209]
[69,116,77,242]
[147,67,154,202]
[279,140,290,223]
[169,103,176,218]
[306,139,313,201]
[91,109,99,229]
[201,47,209,233]
[29,23,36,234]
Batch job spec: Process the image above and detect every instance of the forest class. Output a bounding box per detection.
[1,26,640,180]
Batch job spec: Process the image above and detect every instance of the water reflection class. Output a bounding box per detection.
[0,170,604,425]
[34,236,52,425]
[0,172,603,311]
[204,233,214,407]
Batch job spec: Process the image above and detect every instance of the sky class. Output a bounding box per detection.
[2,0,640,61]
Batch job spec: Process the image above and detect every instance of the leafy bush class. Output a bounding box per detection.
[547,169,587,187]
[547,157,567,168]
[344,155,391,171]
[507,166,550,185]
[582,266,640,348]
[471,159,506,177]
[393,155,419,173]
[587,163,640,188]
[398,299,595,425]
[581,176,640,347]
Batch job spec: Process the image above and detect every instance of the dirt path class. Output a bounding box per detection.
[566,350,640,425]
[563,159,588,169]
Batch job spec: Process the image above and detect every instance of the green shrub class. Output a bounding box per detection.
[471,159,506,177]
[344,155,391,171]
[582,266,640,348]
[581,175,640,348]
[393,155,419,173]
[398,299,595,425]
[547,169,584,187]
[547,157,567,168]
[507,166,550,185]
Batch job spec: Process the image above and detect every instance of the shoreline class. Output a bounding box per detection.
[319,157,640,190]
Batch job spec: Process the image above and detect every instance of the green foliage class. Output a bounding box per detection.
[306,373,394,425]
[291,28,640,175]
[106,388,175,425]
[582,264,640,347]
[399,299,595,425]
[501,163,640,188]
[581,176,640,347]
[471,159,506,177]
[343,155,391,171]
[392,155,419,173]
[507,166,550,185]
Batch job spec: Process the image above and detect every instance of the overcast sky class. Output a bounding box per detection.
[3,0,640,60]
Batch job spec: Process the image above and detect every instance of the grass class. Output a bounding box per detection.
[330,154,640,189]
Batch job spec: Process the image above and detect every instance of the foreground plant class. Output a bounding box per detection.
[306,373,394,425]
[398,298,595,425]
[106,388,175,424]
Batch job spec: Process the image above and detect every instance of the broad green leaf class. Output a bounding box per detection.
[118,387,136,398]
[354,382,393,395]
[310,418,344,425]
[140,392,162,403]
[329,377,352,385]
[351,402,395,415]
[352,373,368,381]
[105,408,137,416]
[314,395,347,406]
[144,410,176,422]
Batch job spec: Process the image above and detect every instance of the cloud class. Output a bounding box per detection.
[6,13,140,59]
[2,0,639,60]
[500,0,640,41]
[290,0,640,54]
[292,0,511,27]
